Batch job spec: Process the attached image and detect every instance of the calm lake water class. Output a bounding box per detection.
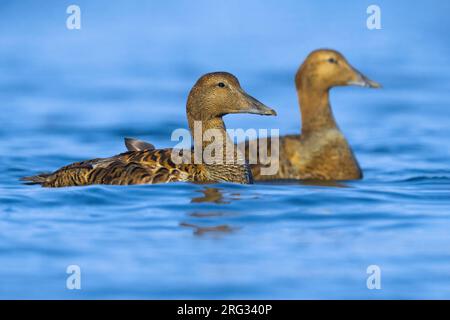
[1,0,450,299]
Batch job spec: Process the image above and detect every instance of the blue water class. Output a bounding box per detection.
[1,0,450,299]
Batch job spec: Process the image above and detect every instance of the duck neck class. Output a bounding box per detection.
[297,85,338,136]
[189,117,232,152]
[188,116,250,183]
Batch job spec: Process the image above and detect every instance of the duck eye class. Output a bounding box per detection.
[217,82,225,88]
[328,58,337,64]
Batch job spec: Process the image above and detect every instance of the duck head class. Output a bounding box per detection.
[295,49,381,91]
[187,72,276,126]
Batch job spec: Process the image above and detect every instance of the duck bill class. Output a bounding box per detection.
[348,68,382,88]
[238,90,277,116]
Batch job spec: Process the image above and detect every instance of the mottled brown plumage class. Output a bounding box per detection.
[244,49,381,181]
[22,72,276,187]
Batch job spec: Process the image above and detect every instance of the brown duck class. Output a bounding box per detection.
[244,49,381,181]
[22,72,276,187]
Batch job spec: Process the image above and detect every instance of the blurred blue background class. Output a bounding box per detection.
[0,0,449,299]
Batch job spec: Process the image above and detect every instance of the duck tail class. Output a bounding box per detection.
[20,173,51,185]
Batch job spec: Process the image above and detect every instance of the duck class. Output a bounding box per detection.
[243,49,381,181]
[21,72,276,187]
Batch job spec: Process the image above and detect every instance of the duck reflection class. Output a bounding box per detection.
[180,222,237,236]
[299,180,349,188]
[189,212,226,218]
[190,187,229,204]
[182,187,241,236]
[257,179,349,188]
